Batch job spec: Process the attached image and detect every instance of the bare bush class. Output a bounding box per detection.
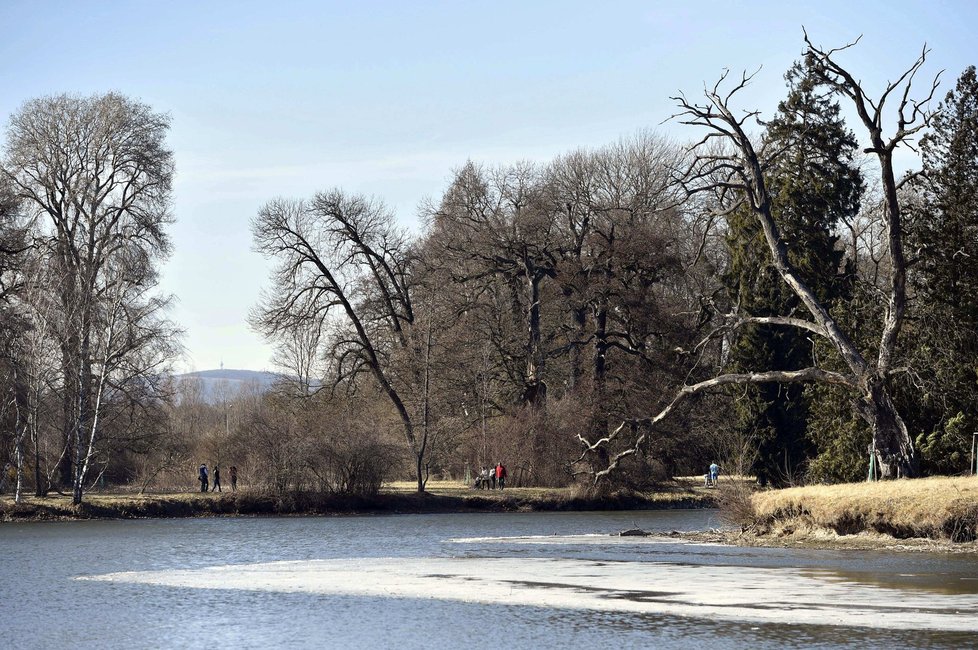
[716,481,760,532]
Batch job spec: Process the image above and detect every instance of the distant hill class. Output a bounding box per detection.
[173,369,282,403]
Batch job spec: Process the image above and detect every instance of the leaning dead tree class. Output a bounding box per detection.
[581,35,940,482]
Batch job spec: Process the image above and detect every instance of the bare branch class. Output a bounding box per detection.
[584,367,855,483]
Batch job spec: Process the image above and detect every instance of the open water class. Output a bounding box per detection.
[2,509,976,648]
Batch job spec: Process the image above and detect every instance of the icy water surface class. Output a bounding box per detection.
[2,509,977,648]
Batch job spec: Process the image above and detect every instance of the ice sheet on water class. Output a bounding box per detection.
[79,556,978,632]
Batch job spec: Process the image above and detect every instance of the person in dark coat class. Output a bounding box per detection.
[198,464,209,492]
[212,465,222,492]
[229,465,238,492]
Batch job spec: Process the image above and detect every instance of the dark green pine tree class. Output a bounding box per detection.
[724,62,863,486]
[907,66,978,474]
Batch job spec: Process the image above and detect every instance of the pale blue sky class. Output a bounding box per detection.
[1,0,975,372]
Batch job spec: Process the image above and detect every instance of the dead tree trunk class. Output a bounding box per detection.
[857,379,915,478]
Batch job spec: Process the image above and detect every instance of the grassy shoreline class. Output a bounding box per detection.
[0,481,716,522]
[726,475,978,551]
[10,476,976,556]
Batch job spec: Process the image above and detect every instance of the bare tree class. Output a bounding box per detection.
[0,177,29,302]
[7,258,62,499]
[419,140,712,484]
[426,162,560,406]
[0,177,31,498]
[71,249,180,502]
[251,190,428,491]
[581,37,939,482]
[135,376,197,493]
[2,92,179,502]
[271,317,323,395]
[547,136,690,462]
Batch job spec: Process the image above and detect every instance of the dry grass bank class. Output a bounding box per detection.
[745,476,978,543]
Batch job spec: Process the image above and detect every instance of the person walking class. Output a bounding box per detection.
[495,462,507,490]
[708,461,720,488]
[198,464,209,493]
[212,465,222,492]
[229,465,238,492]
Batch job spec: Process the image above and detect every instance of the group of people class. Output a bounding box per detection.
[197,463,238,493]
[475,462,508,490]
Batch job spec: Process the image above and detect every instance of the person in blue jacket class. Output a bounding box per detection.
[708,462,720,487]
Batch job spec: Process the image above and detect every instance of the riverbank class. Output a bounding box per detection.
[707,475,978,552]
[0,481,716,522]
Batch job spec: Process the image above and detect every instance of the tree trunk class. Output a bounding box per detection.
[13,383,23,504]
[33,432,43,497]
[31,386,44,496]
[415,453,425,494]
[568,303,586,390]
[523,270,546,405]
[590,304,610,471]
[58,360,75,491]
[379,382,423,494]
[417,312,433,495]
[857,380,916,478]
[58,286,80,492]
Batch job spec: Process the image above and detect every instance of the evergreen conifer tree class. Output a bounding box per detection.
[908,66,978,474]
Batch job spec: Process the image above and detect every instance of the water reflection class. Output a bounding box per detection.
[802,566,978,596]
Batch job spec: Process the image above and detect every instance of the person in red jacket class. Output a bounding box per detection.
[495,462,507,490]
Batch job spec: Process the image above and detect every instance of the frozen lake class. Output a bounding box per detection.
[3,509,976,648]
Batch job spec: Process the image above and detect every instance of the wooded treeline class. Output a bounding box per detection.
[2,40,977,500]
